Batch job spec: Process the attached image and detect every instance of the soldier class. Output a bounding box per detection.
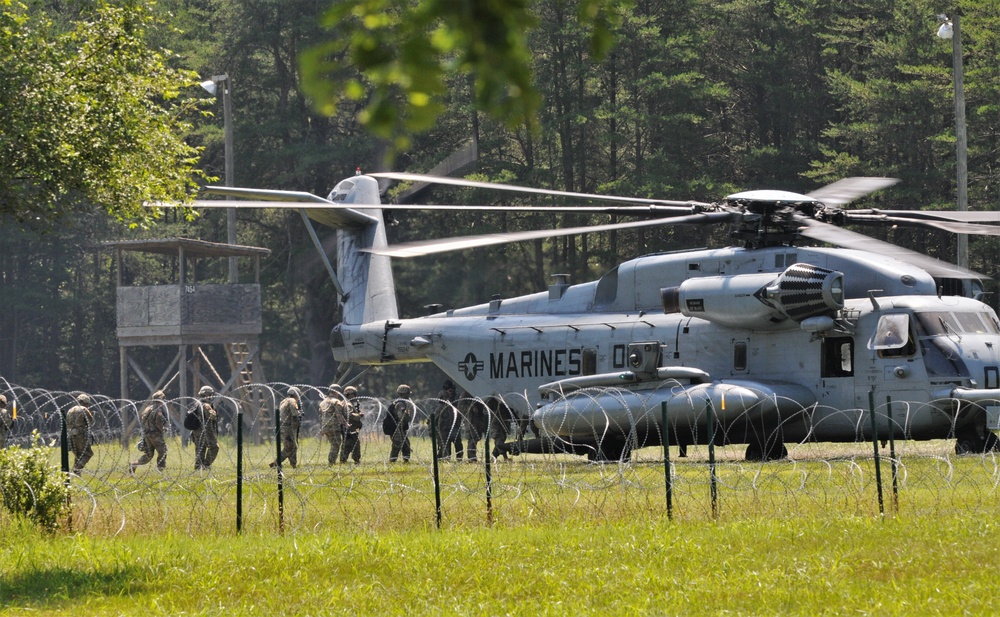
[189,385,220,470]
[270,386,303,468]
[434,380,463,460]
[131,391,169,472]
[0,394,13,449]
[488,397,517,460]
[319,383,349,464]
[340,385,364,463]
[65,393,95,473]
[462,394,488,462]
[385,384,414,462]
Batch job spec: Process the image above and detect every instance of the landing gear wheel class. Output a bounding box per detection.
[745,439,787,462]
[588,440,632,463]
[955,427,987,455]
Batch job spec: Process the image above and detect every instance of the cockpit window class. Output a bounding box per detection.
[956,312,999,334]
[915,312,959,336]
[915,311,1000,336]
[871,314,910,350]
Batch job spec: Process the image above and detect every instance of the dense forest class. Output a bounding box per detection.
[2,0,999,399]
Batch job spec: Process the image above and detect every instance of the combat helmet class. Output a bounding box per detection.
[288,386,302,399]
[344,385,358,397]
[76,393,91,405]
[198,385,215,398]
[328,383,342,394]
[0,394,6,407]
[152,390,166,400]
[396,384,411,397]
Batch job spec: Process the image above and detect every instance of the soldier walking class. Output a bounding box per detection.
[131,391,169,472]
[340,385,364,463]
[188,385,220,470]
[66,393,95,473]
[488,397,516,460]
[0,394,13,449]
[270,386,303,468]
[434,380,463,460]
[386,384,414,463]
[319,383,349,464]
[462,395,488,461]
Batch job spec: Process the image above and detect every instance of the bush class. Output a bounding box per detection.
[0,432,68,531]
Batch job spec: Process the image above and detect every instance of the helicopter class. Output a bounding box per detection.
[199,171,1000,461]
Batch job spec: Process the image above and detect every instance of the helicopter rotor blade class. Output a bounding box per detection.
[349,202,699,216]
[190,195,376,228]
[806,177,899,206]
[202,186,333,203]
[848,209,1000,224]
[369,172,713,209]
[842,213,1000,236]
[796,217,986,279]
[367,211,735,258]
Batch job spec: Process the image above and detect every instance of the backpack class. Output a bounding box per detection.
[184,404,203,430]
[382,408,397,436]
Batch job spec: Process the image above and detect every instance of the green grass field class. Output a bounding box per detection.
[4,435,1000,615]
[4,511,1000,615]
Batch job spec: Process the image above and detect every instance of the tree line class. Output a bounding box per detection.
[2,0,998,398]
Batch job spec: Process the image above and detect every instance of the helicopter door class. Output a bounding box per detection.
[866,312,929,436]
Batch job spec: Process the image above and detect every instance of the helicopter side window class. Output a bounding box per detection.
[821,336,854,377]
[733,341,748,372]
[871,313,915,358]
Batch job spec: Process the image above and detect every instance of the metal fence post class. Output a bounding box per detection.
[236,406,243,534]
[886,395,898,513]
[661,401,672,520]
[430,412,441,529]
[60,408,71,532]
[484,425,493,526]
[869,389,884,517]
[707,399,717,519]
[275,403,283,534]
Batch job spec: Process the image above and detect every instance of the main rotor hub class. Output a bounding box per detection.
[723,190,825,248]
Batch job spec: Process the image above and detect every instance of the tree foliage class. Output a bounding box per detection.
[0,0,205,225]
[299,0,618,153]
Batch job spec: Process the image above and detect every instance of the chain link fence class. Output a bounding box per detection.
[2,379,999,536]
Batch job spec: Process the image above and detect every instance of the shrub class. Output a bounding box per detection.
[0,432,68,531]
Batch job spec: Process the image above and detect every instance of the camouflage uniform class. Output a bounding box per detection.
[319,385,349,464]
[340,386,364,463]
[190,388,219,470]
[434,380,462,460]
[488,398,517,460]
[271,388,303,468]
[0,395,12,449]
[65,394,95,473]
[388,385,414,462]
[462,395,488,461]
[132,391,168,471]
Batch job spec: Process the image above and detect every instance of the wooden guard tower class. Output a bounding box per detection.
[107,238,271,409]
